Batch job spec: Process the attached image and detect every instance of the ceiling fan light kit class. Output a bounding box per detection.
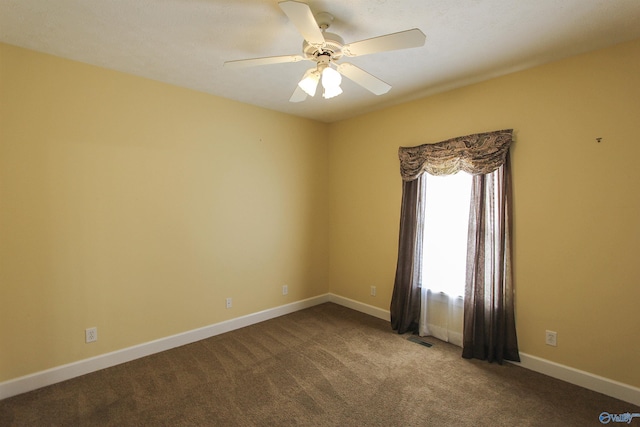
[223,0,426,102]
[298,54,343,99]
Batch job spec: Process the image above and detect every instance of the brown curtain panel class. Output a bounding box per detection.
[462,158,520,363]
[392,129,519,363]
[390,176,426,334]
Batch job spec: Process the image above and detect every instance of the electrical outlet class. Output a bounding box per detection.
[282,285,288,295]
[225,297,232,309]
[370,286,376,297]
[545,330,557,347]
[85,327,98,343]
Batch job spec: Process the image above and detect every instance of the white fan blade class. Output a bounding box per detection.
[337,63,391,95]
[224,54,305,69]
[289,85,308,103]
[343,29,426,57]
[278,1,325,46]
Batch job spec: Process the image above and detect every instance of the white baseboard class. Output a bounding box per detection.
[512,353,640,407]
[0,294,331,400]
[3,294,638,409]
[328,293,391,321]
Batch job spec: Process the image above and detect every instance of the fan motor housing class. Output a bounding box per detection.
[303,32,344,61]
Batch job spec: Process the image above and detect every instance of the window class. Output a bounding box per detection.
[392,129,519,361]
[419,171,472,346]
[422,171,472,298]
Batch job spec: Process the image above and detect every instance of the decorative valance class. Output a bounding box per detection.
[398,129,513,181]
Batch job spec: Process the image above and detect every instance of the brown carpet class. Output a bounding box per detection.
[1,303,637,426]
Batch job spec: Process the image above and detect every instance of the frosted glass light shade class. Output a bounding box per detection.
[321,67,342,89]
[321,67,342,99]
[298,69,320,97]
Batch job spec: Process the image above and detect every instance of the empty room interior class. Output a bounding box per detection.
[1,0,639,424]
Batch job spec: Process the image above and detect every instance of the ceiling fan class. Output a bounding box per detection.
[223,1,426,102]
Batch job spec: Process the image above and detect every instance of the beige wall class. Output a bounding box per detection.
[0,43,330,382]
[2,38,639,390]
[328,39,640,387]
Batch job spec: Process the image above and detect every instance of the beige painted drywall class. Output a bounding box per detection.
[2,38,639,391]
[328,39,640,388]
[0,43,329,382]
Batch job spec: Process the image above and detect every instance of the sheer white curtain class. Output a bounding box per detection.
[419,172,471,346]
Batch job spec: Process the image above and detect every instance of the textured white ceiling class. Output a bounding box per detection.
[2,0,640,122]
